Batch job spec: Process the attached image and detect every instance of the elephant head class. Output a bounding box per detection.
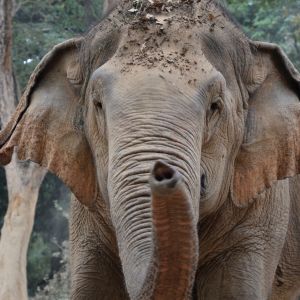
[1,1,300,299]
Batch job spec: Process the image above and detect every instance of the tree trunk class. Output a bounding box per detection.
[0,159,45,300]
[0,1,46,299]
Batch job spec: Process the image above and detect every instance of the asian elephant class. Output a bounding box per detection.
[1,0,300,299]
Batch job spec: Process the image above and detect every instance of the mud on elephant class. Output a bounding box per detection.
[1,0,300,299]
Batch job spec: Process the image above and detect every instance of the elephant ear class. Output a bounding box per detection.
[0,38,98,207]
[232,41,300,207]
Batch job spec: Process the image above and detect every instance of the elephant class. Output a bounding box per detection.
[1,0,300,299]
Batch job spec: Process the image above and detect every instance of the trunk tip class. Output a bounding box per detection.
[150,160,181,189]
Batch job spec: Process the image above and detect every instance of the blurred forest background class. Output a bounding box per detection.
[0,0,299,299]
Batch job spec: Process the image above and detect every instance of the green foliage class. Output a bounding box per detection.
[27,233,52,295]
[30,242,70,300]
[13,0,105,90]
[226,0,300,69]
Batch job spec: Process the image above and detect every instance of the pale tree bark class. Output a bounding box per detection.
[0,1,46,300]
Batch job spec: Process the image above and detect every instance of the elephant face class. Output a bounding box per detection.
[84,60,242,217]
[1,1,300,299]
[81,16,246,218]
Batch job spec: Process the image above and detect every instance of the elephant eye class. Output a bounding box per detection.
[210,101,219,112]
[209,96,223,119]
[210,97,222,112]
[93,98,103,110]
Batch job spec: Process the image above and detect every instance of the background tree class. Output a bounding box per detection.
[226,0,300,69]
[0,1,46,299]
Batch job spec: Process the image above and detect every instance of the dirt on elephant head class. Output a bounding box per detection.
[78,0,242,88]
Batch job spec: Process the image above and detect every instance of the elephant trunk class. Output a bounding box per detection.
[106,80,201,299]
[109,156,199,299]
[147,160,198,299]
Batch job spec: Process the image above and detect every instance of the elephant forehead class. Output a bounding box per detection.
[91,50,217,97]
[91,64,217,105]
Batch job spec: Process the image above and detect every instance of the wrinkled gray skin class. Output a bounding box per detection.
[1,1,300,299]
